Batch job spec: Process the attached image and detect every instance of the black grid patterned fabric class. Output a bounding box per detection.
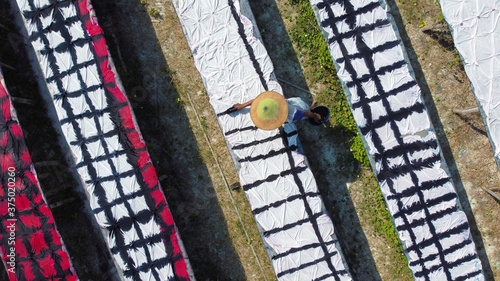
[15,0,191,280]
[310,0,484,280]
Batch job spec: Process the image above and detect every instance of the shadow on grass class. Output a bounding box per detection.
[422,28,455,52]
[249,0,382,279]
[385,0,494,279]
[454,113,488,137]
[91,0,247,279]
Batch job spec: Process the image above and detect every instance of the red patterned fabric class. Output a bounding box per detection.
[0,69,78,280]
[77,1,190,278]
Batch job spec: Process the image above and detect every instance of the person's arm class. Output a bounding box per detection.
[310,100,317,110]
[233,99,254,111]
[304,110,322,123]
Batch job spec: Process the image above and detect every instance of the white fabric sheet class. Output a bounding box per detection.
[438,0,500,161]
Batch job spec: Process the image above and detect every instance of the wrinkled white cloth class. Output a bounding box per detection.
[439,0,500,160]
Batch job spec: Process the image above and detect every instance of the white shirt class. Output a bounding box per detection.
[286,97,309,123]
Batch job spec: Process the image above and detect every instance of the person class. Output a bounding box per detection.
[232,91,322,130]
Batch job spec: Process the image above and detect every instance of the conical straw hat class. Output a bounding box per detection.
[250,91,288,130]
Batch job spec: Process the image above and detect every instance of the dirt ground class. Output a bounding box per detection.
[0,0,498,280]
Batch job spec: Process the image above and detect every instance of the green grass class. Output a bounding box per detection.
[149,7,160,19]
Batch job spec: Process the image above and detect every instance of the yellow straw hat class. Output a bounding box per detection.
[250,91,288,130]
